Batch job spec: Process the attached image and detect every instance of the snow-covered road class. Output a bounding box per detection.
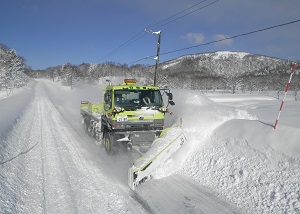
[1,81,150,213]
[1,80,242,213]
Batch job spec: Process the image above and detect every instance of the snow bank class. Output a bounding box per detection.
[182,120,300,213]
[155,89,256,178]
[216,119,300,159]
[0,81,36,138]
[156,91,300,213]
[177,93,300,213]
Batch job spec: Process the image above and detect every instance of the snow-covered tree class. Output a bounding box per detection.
[0,44,28,94]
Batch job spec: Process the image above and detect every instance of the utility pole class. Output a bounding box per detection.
[153,31,161,86]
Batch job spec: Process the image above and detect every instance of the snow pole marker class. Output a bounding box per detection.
[273,63,297,129]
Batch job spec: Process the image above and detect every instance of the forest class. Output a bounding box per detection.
[1,43,299,95]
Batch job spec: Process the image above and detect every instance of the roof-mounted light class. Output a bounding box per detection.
[124,79,137,85]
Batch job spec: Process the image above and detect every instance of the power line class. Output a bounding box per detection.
[146,0,212,30]
[128,19,300,65]
[161,19,300,56]
[152,0,221,30]
[129,56,150,65]
[98,30,145,61]
[98,0,220,62]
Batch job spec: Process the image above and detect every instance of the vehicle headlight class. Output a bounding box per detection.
[160,106,166,112]
[114,106,124,113]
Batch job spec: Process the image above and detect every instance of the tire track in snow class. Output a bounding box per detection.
[37,82,80,213]
[37,94,49,214]
[38,81,149,213]
[40,82,111,212]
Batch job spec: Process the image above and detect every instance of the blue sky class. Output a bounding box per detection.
[1,0,300,70]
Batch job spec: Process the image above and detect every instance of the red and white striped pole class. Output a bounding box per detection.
[274,63,297,129]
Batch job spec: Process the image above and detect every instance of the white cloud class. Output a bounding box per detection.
[181,33,205,45]
[213,34,233,46]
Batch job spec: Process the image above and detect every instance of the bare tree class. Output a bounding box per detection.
[223,75,243,94]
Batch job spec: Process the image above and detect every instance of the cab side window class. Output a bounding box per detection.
[104,90,112,108]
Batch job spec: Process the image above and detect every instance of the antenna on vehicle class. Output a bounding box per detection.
[106,79,111,86]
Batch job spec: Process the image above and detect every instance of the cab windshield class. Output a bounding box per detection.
[114,90,163,108]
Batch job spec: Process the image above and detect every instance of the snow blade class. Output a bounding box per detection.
[128,126,187,190]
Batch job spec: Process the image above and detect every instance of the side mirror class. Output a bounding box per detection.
[169,100,175,106]
[167,92,173,100]
[104,93,109,103]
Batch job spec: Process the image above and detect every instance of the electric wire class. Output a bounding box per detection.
[98,30,145,61]
[151,0,221,30]
[103,0,215,61]
[146,0,212,30]
[128,19,300,65]
[162,19,300,56]
[99,0,220,62]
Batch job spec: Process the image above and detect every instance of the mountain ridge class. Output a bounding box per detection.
[155,51,298,92]
[23,50,299,93]
[160,51,293,77]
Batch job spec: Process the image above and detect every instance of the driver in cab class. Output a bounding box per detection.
[141,93,151,105]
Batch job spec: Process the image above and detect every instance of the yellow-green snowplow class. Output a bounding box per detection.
[80,79,187,189]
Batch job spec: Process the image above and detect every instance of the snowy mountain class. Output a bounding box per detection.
[161,51,291,77]
[158,51,298,91]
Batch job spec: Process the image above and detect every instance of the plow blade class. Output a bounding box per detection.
[128,126,187,190]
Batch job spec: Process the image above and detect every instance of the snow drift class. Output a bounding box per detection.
[176,93,300,213]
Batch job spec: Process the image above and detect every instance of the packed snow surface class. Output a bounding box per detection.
[1,79,299,213]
